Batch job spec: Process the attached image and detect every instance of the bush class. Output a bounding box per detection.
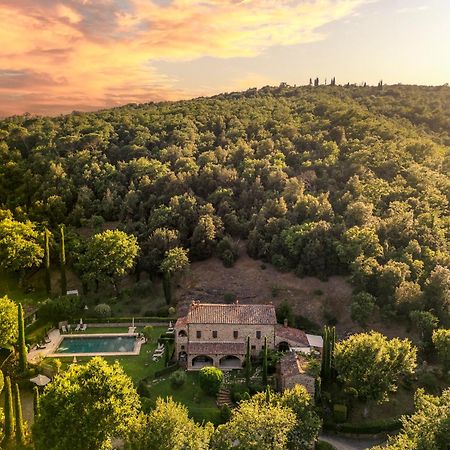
[142,326,153,341]
[198,366,223,396]
[230,383,250,403]
[333,404,347,423]
[220,404,232,422]
[132,280,153,297]
[351,292,377,326]
[224,292,237,304]
[417,371,439,394]
[38,296,83,324]
[217,236,239,267]
[170,370,186,389]
[94,303,111,318]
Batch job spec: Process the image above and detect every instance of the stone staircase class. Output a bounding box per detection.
[217,387,234,408]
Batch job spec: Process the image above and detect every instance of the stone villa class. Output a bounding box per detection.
[175,301,319,371]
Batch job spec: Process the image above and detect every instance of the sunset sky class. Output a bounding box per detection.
[1,0,449,117]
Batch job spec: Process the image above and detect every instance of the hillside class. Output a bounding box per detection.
[0,84,449,328]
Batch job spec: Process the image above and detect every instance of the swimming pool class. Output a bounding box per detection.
[53,334,141,356]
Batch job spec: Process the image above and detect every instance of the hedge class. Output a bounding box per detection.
[83,316,176,324]
[335,417,402,434]
[316,441,337,450]
[153,363,180,379]
[333,404,348,423]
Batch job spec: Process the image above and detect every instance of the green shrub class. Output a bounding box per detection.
[198,366,224,396]
[333,404,347,423]
[170,370,186,389]
[230,383,250,403]
[220,404,232,422]
[417,371,439,394]
[94,303,111,318]
[132,280,153,297]
[224,292,237,304]
[142,326,153,341]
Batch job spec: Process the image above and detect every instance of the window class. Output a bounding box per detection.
[251,345,256,350]
[256,331,261,339]
[212,330,218,338]
[196,331,201,339]
[233,330,238,339]
[181,345,185,350]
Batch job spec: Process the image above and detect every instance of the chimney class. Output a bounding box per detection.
[283,318,288,328]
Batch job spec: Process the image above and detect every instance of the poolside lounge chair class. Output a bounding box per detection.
[61,325,67,333]
[75,324,80,332]
[36,343,47,350]
[80,323,87,331]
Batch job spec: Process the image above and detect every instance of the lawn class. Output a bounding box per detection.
[45,326,168,382]
[143,370,222,425]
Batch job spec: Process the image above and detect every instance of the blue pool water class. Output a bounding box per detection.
[56,336,136,354]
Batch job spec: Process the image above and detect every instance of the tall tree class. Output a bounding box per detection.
[14,382,25,446]
[321,325,336,386]
[4,375,15,443]
[80,230,139,294]
[262,336,268,387]
[0,217,44,279]
[211,395,296,450]
[59,225,67,296]
[44,228,51,295]
[128,397,213,450]
[335,332,417,401]
[17,303,27,373]
[432,328,450,374]
[160,247,189,304]
[0,295,18,348]
[33,357,141,450]
[33,386,41,418]
[245,335,252,386]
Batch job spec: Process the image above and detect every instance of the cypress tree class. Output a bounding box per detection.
[60,225,67,296]
[245,336,252,386]
[18,303,28,373]
[4,376,15,442]
[44,228,51,295]
[14,383,25,446]
[162,272,172,305]
[33,386,40,418]
[262,336,268,386]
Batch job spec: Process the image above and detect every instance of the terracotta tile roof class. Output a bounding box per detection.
[279,352,309,377]
[189,342,245,355]
[275,325,309,346]
[186,302,277,325]
[175,316,187,328]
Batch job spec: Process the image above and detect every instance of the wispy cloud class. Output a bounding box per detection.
[0,0,369,116]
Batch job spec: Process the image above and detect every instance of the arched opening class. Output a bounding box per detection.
[191,355,213,369]
[178,351,187,362]
[278,341,290,352]
[219,355,241,369]
[178,330,187,337]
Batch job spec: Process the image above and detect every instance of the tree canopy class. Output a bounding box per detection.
[0,84,448,319]
[335,331,417,401]
[33,357,141,450]
[0,295,18,348]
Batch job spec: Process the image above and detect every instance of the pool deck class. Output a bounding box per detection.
[27,330,144,362]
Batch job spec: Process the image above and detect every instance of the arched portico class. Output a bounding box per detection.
[191,355,214,369]
[219,355,242,369]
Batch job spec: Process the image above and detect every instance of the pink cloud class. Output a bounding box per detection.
[0,0,368,116]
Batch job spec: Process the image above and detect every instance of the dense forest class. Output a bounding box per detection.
[0,84,449,326]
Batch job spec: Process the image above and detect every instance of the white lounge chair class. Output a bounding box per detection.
[75,324,80,332]
[80,324,87,332]
[61,325,67,333]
